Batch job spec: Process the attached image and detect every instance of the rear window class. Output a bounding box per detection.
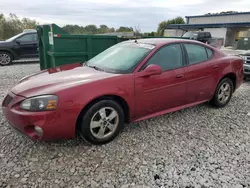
[184,44,208,65]
[184,44,214,65]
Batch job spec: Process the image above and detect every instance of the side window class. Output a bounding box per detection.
[199,33,205,38]
[205,32,211,38]
[184,44,208,65]
[206,48,213,59]
[144,44,183,71]
[17,33,36,42]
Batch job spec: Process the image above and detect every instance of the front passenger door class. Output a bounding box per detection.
[14,33,38,58]
[134,43,188,119]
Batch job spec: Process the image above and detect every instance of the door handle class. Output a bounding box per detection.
[213,65,218,69]
[176,74,184,78]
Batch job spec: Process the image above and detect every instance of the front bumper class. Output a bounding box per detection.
[2,92,76,140]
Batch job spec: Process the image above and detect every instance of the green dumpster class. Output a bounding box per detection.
[37,24,188,70]
[237,37,250,50]
[37,24,126,70]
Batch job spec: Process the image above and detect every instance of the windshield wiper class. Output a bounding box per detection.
[87,65,105,72]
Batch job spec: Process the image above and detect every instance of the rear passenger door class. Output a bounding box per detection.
[183,43,218,104]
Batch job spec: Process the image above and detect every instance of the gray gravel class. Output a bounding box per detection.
[1,63,250,188]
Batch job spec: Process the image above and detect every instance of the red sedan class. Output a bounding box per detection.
[2,39,244,145]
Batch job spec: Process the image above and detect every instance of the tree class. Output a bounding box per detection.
[116,26,133,32]
[109,27,115,32]
[157,21,168,36]
[157,17,185,36]
[206,11,239,15]
[99,25,109,33]
[21,18,37,29]
[0,13,136,39]
[0,14,5,40]
[84,25,98,34]
[0,13,38,40]
[134,25,142,37]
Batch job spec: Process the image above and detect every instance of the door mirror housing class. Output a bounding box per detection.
[141,64,162,77]
[15,39,21,44]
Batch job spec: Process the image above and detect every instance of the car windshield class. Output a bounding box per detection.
[86,42,154,73]
[5,33,24,42]
[182,32,198,38]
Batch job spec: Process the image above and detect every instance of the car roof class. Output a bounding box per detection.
[23,29,37,33]
[190,31,209,34]
[124,38,200,46]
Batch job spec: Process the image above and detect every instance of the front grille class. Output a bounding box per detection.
[244,69,250,73]
[245,56,250,64]
[2,94,13,107]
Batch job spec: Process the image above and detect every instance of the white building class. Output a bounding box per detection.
[166,12,250,48]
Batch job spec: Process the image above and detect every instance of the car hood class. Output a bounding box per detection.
[0,41,9,46]
[240,50,250,56]
[11,63,118,97]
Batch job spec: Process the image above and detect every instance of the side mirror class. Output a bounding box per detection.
[15,39,21,44]
[140,64,162,77]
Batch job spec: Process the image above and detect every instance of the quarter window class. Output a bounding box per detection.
[206,48,213,59]
[145,44,183,71]
[184,44,208,65]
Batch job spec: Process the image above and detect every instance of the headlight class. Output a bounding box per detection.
[20,95,58,111]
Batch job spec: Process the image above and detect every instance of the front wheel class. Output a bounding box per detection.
[0,52,13,66]
[79,100,124,145]
[210,78,234,108]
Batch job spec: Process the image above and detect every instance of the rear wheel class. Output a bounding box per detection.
[210,78,233,108]
[79,100,124,145]
[0,52,13,66]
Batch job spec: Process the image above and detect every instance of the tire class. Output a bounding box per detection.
[0,52,13,66]
[79,100,125,145]
[210,78,234,108]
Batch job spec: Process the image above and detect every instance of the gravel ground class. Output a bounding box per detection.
[1,63,250,188]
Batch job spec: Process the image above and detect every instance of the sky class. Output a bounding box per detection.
[1,0,250,32]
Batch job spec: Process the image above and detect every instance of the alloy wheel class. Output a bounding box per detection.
[90,107,119,139]
[218,82,231,104]
[0,53,11,65]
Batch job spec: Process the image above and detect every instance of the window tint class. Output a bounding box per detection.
[199,33,205,38]
[184,44,208,65]
[205,32,211,38]
[145,44,183,71]
[206,48,213,59]
[18,33,37,42]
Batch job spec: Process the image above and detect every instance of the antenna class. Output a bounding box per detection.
[134,24,140,43]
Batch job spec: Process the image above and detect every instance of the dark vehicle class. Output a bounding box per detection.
[0,29,38,66]
[239,51,250,79]
[182,31,212,43]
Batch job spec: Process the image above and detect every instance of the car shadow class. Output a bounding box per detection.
[36,103,210,149]
[12,61,39,65]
